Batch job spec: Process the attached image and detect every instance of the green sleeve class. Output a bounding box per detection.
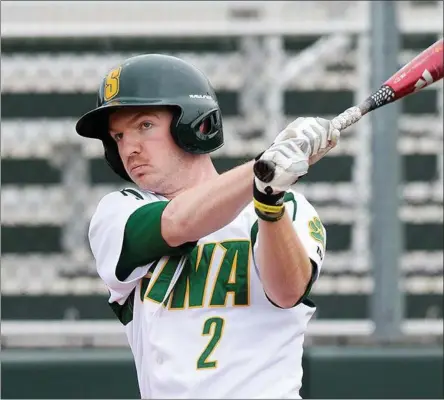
[116,201,196,281]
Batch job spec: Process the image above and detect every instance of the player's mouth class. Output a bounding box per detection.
[130,164,149,174]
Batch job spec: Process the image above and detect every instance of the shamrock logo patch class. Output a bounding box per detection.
[308,216,325,248]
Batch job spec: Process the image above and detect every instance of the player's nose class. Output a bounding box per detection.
[121,133,143,158]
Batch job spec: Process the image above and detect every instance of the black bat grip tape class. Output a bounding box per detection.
[253,159,275,183]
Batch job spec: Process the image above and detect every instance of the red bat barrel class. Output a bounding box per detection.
[384,38,444,100]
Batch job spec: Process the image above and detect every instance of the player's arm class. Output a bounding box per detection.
[161,160,255,246]
[256,212,313,308]
[89,191,197,285]
[161,115,339,247]
[253,117,337,308]
[92,160,255,285]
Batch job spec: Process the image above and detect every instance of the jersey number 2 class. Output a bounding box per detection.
[197,317,225,369]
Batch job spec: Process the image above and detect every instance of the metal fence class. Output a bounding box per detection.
[1,0,443,346]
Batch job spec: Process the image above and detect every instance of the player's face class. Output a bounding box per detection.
[109,106,187,193]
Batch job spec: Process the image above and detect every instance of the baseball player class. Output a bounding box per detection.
[75,54,340,399]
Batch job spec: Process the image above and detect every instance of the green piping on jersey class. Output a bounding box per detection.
[116,201,196,281]
[296,261,318,307]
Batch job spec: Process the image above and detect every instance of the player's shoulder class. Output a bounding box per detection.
[100,187,164,204]
[92,187,166,217]
[89,187,167,239]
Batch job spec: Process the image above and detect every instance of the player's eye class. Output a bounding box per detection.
[114,132,123,142]
[141,121,153,130]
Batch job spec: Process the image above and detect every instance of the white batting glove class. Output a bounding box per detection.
[253,138,309,222]
[254,137,310,194]
[273,117,341,166]
[254,116,341,195]
[252,110,359,222]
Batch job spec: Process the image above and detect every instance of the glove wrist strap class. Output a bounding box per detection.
[254,206,286,222]
[253,182,285,222]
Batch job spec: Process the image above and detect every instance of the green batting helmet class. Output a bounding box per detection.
[75,54,224,182]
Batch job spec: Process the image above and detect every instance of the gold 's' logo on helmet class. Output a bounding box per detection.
[104,66,122,101]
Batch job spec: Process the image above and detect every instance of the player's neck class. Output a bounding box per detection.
[163,157,219,200]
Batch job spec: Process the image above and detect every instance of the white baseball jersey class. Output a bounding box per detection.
[89,187,326,399]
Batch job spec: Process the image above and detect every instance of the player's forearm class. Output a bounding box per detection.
[162,161,254,246]
[256,213,312,308]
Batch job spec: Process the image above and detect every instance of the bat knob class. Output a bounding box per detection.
[253,159,275,183]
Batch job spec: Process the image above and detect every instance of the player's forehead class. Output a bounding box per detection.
[108,106,170,131]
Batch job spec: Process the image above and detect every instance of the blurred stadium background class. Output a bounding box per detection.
[1,1,443,399]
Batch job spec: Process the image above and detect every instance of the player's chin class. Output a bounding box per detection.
[132,173,158,192]
[132,174,149,189]
[130,168,150,185]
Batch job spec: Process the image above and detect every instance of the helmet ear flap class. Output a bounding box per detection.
[191,109,221,141]
[170,107,223,154]
[169,107,223,154]
[102,139,133,182]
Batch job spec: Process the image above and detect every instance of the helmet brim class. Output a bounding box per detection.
[75,100,176,140]
[76,106,112,140]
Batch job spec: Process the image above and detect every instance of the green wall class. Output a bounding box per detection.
[2,346,442,399]
[301,346,443,399]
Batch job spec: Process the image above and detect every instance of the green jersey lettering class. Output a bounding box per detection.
[209,240,250,307]
[145,256,182,304]
[169,243,215,309]
[144,241,251,309]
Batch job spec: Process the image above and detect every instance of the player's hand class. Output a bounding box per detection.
[254,116,341,194]
[254,137,309,195]
[272,117,340,166]
[252,137,310,222]
[252,116,341,222]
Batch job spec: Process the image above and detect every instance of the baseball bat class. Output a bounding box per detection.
[254,38,444,183]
